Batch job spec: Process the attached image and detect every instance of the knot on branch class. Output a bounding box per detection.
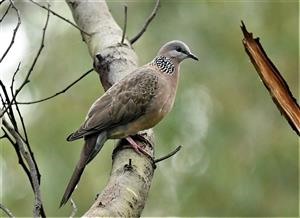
[94,45,138,91]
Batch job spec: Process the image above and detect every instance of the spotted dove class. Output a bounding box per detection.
[60,40,198,207]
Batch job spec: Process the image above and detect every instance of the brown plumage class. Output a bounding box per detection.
[60,40,198,207]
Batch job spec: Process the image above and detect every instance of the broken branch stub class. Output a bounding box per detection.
[241,21,300,135]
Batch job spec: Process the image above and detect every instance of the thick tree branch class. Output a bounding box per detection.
[66,0,155,216]
[241,21,300,135]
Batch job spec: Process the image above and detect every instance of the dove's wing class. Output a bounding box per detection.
[67,67,159,141]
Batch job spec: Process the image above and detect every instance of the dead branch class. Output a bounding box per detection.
[130,0,160,44]
[0,0,20,63]
[17,68,93,105]
[241,21,300,135]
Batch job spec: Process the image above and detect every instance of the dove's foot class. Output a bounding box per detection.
[126,136,151,157]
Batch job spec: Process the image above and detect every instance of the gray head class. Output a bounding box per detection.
[158,40,198,63]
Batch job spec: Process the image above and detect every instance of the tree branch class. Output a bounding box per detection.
[0,203,15,218]
[66,0,155,216]
[154,145,182,164]
[130,0,160,44]
[241,21,300,135]
[17,68,93,105]
[2,118,45,217]
[0,4,49,118]
[29,0,90,37]
[0,2,11,22]
[0,0,20,63]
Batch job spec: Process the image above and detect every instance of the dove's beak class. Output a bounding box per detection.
[187,52,199,61]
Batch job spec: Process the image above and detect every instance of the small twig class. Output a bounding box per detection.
[10,62,21,94]
[0,0,20,63]
[0,0,6,5]
[0,81,18,132]
[69,199,78,218]
[121,5,128,45]
[0,203,15,218]
[17,68,94,105]
[29,0,91,36]
[154,145,182,164]
[130,0,160,44]
[0,3,11,22]
[0,4,50,119]
[8,63,29,143]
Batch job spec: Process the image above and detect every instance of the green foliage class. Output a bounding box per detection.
[1,1,298,217]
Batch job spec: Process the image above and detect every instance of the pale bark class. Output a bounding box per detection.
[66,0,155,216]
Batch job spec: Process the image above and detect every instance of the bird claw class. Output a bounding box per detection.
[126,136,151,157]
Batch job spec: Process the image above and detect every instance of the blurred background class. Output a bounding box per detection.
[0,0,298,217]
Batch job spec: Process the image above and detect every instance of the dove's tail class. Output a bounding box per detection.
[60,132,107,207]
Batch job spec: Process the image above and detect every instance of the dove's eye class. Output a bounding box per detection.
[176,47,183,53]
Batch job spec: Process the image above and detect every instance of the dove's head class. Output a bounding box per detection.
[158,40,198,63]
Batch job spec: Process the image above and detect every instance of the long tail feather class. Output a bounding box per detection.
[60,132,107,207]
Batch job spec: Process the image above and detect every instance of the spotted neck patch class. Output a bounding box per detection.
[152,56,175,74]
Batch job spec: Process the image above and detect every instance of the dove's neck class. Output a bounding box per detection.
[151,56,177,75]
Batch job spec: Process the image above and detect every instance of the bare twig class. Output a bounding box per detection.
[0,0,6,5]
[8,63,30,143]
[0,4,50,119]
[130,0,160,44]
[0,81,18,132]
[29,0,90,36]
[121,5,128,45]
[241,21,300,135]
[17,68,94,105]
[0,3,11,22]
[1,126,33,190]
[10,62,21,94]
[2,119,45,217]
[0,203,15,218]
[154,145,182,164]
[69,199,77,218]
[0,0,20,63]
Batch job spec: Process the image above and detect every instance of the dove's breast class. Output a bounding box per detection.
[108,73,177,139]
